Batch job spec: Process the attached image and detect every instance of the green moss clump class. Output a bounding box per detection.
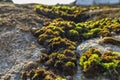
[34,4,84,22]
[34,4,115,22]
[21,69,66,80]
[79,48,101,72]
[79,48,120,78]
[56,77,66,80]
[82,32,93,39]
[31,16,120,78]
[65,61,75,68]
[68,29,79,41]
[101,37,120,45]
[48,37,76,52]
[63,49,75,57]
[78,18,120,38]
[63,61,76,75]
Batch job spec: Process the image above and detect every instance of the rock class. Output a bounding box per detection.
[77,36,120,55]
[31,52,41,60]
[0,3,51,79]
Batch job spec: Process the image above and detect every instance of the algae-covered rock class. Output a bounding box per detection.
[79,48,120,78]
[34,4,84,22]
[79,48,101,72]
[101,52,120,69]
[39,49,77,76]
[63,61,76,75]
[101,37,120,45]
[31,17,120,79]
[68,29,80,41]
[47,37,76,52]
[21,68,66,80]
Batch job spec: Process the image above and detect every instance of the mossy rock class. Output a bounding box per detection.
[82,32,93,39]
[41,50,77,76]
[21,69,65,80]
[31,17,120,78]
[101,37,120,46]
[34,4,84,22]
[68,29,80,41]
[80,48,102,72]
[47,37,76,52]
[80,48,120,78]
[63,61,76,75]
[63,49,75,57]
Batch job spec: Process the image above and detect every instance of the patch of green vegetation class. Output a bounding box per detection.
[21,69,66,80]
[30,17,120,78]
[56,77,66,80]
[34,4,83,21]
[77,18,120,38]
[34,4,114,22]
[101,37,120,45]
[30,4,120,78]
[79,48,120,78]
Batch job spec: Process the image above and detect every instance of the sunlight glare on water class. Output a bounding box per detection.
[12,0,75,5]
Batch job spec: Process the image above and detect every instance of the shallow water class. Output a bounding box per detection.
[73,35,120,80]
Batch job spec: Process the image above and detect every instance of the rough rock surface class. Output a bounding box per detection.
[0,2,51,79]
